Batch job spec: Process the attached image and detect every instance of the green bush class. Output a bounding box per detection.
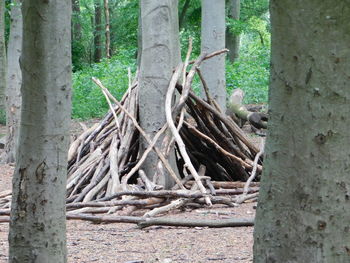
[226,17,270,104]
[72,52,136,119]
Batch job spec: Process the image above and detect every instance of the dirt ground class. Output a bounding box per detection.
[0,123,256,263]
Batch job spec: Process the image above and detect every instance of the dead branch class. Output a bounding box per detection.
[138,217,254,229]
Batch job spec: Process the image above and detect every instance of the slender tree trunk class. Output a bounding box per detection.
[179,0,191,29]
[104,0,111,59]
[4,0,22,164]
[72,0,82,41]
[226,0,240,63]
[108,3,116,56]
[201,0,226,110]
[8,0,72,262]
[139,0,181,188]
[94,0,103,62]
[0,0,5,114]
[254,1,350,262]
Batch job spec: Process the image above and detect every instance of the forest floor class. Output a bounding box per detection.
[0,121,256,263]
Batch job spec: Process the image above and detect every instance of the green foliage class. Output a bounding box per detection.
[72,51,136,119]
[69,0,271,119]
[180,29,201,58]
[4,0,13,45]
[110,1,139,53]
[72,41,86,72]
[240,0,269,22]
[226,25,270,104]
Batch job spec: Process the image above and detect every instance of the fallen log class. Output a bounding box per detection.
[227,88,268,130]
[67,213,255,228]
[185,181,260,189]
[138,217,254,229]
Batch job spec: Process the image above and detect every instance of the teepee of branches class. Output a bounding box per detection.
[0,47,265,227]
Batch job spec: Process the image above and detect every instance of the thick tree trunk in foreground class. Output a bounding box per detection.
[4,0,22,163]
[254,1,350,262]
[94,0,103,62]
[0,0,5,113]
[201,0,226,110]
[139,0,181,188]
[8,1,71,262]
[226,0,240,63]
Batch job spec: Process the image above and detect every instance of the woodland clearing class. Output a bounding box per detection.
[0,122,256,263]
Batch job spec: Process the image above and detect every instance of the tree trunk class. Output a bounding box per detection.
[72,0,82,41]
[201,0,226,110]
[8,0,71,262]
[104,0,111,59]
[139,0,181,188]
[137,6,142,68]
[253,1,350,262]
[0,0,5,114]
[4,0,22,164]
[226,0,240,63]
[171,0,181,68]
[94,0,103,62]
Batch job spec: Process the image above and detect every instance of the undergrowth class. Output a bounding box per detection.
[72,37,270,119]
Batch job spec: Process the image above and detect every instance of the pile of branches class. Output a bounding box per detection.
[0,46,265,227]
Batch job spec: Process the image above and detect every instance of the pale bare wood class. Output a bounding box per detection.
[166,64,212,206]
[236,139,264,204]
[68,123,99,162]
[0,190,11,198]
[143,198,189,218]
[0,216,10,223]
[92,77,184,189]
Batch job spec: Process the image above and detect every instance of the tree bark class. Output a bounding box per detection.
[201,0,226,110]
[254,1,350,262]
[226,0,240,63]
[139,0,181,188]
[0,0,5,114]
[4,0,22,163]
[94,0,103,62]
[8,1,72,262]
[72,0,82,41]
[137,6,142,68]
[104,0,111,59]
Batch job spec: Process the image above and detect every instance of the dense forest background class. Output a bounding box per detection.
[3,0,270,120]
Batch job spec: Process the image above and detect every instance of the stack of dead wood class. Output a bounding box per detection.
[0,46,265,227]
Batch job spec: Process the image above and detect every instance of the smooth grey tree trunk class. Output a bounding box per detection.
[4,0,22,163]
[226,0,240,63]
[254,1,350,262]
[0,0,5,113]
[139,0,181,188]
[201,0,226,110]
[8,0,71,262]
